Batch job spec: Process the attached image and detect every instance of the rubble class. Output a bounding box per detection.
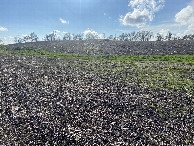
[0,54,193,145]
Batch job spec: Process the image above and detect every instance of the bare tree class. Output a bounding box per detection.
[156,33,163,41]
[183,34,194,40]
[29,32,39,42]
[113,34,117,40]
[73,34,77,40]
[85,32,98,40]
[63,33,71,40]
[21,32,39,43]
[136,31,153,41]
[45,31,56,41]
[14,37,24,43]
[165,31,172,41]
[72,34,83,40]
[127,32,137,41]
[191,34,194,39]
[14,37,19,43]
[0,39,4,46]
[103,33,106,39]
[182,35,188,40]
[76,33,83,40]
[119,33,128,41]
[127,33,132,41]
[23,35,29,43]
[108,35,114,40]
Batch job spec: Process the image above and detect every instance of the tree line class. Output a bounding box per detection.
[9,30,194,44]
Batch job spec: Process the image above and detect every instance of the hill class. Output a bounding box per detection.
[5,39,194,55]
[0,40,193,145]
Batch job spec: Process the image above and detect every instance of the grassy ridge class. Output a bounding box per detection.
[0,47,194,62]
[0,47,193,91]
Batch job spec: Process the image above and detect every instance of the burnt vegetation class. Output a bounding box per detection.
[0,35,193,145]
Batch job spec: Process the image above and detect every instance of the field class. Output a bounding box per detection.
[0,40,193,145]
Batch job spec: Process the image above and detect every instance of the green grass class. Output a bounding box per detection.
[0,47,193,91]
[105,62,193,92]
[0,47,194,63]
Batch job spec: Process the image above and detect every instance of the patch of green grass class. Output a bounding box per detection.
[0,47,194,63]
[0,47,193,91]
[134,64,193,91]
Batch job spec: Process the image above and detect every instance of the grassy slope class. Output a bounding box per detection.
[0,47,193,92]
[0,47,194,62]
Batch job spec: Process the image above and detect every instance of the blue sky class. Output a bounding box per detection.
[0,0,194,44]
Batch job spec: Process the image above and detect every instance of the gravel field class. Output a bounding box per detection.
[0,54,193,145]
[5,39,194,55]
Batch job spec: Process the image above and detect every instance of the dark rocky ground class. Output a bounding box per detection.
[5,39,194,55]
[0,54,193,145]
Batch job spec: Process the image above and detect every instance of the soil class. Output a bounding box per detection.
[0,53,193,145]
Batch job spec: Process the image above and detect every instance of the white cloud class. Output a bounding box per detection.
[0,36,16,45]
[120,8,152,27]
[83,29,105,39]
[59,18,69,24]
[54,30,60,33]
[22,34,28,37]
[98,33,106,39]
[175,0,194,32]
[184,29,194,35]
[120,0,165,27]
[141,23,187,35]
[0,26,8,31]
[157,29,171,38]
[83,29,99,39]
[9,36,14,39]
[137,23,189,40]
[53,30,65,39]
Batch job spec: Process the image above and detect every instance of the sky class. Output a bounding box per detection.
[0,0,194,44]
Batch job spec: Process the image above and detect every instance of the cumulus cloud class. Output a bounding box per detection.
[120,0,165,27]
[158,29,170,36]
[83,29,105,39]
[0,36,16,45]
[175,0,194,31]
[59,18,69,24]
[0,26,8,31]
[120,8,152,26]
[83,29,99,39]
[52,30,65,39]
[98,34,106,39]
